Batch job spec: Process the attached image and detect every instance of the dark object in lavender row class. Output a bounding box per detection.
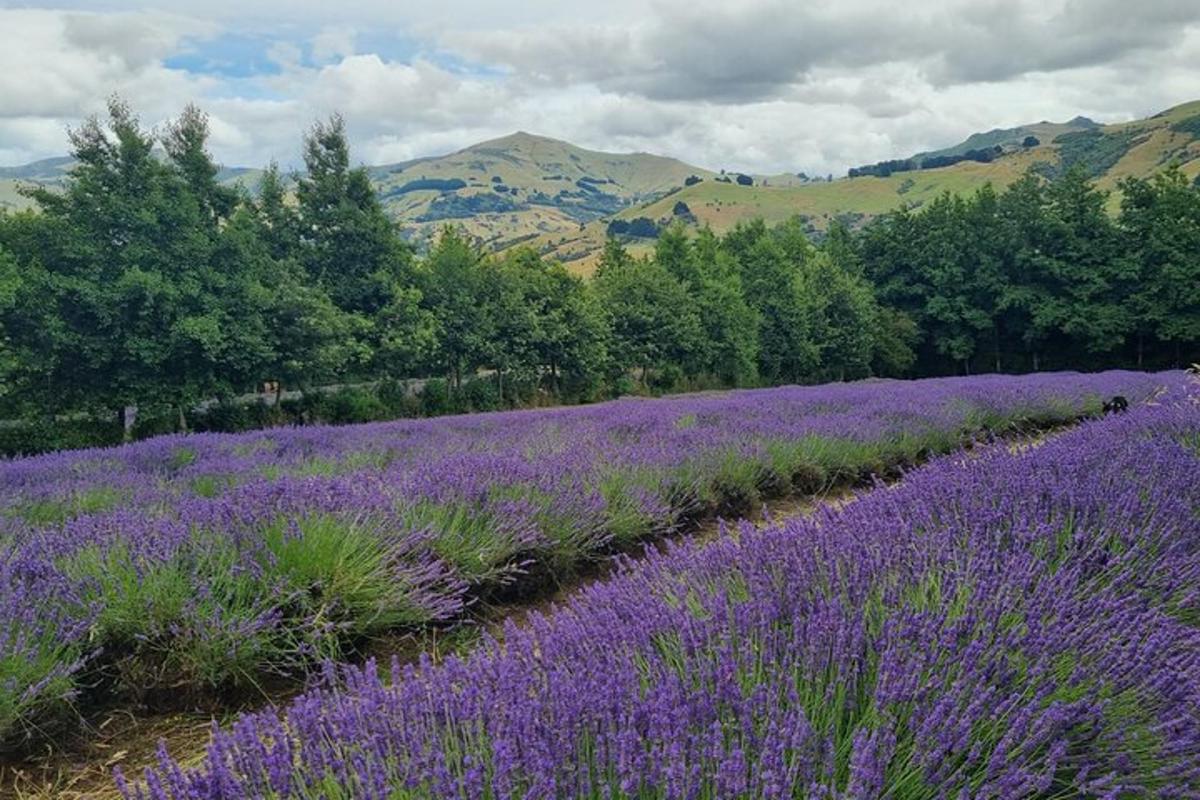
[1102,395,1129,414]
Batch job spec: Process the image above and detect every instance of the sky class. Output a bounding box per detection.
[1,0,1199,175]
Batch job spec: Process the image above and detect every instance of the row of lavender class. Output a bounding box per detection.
[123,374,1200,799]
[0,372,1164,748]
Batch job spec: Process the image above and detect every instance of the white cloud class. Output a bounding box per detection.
[310,25,357,64]
[0,9,213,119]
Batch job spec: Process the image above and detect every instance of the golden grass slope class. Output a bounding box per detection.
[528,101,1200,275]
[3,102,1197,268]
[531,149,1047,275]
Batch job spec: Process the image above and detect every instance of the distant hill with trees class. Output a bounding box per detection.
[4,102,1198,273]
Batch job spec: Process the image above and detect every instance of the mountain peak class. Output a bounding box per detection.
[470,130,566,151]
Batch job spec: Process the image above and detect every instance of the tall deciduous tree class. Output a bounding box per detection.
[1033,167,1130,358]
[421,227,493,388]
[496,248,610,395]
[14,98,250,425]
[727,221,820,382]
[688,228,759,385]
[595,239,703,386]
[805,251,877,381]
[1120,166,1200,366]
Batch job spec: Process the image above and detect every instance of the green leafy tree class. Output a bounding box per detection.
[164,104,240,224]
[483,254,539,400]
[374,285,437,380]
[497,248,609,396]
[252,162,299,262]
[822,218,862,276]
[0,244,21,401]
[805,251,877,380]
[871,306,919,377]
[295,115,412,317]
[911,194,992,373]
[15,98,245,425]
[668,227,759,385]
[995,174,1051,370]
[421,227,493,388]
[1120,166,1200,366]
[1032,167,1131,359]
[595,240,703,386]
[726,221,820,382]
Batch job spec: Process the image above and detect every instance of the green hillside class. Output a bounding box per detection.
[0,156,265,212]
[911,116,1098,162]
[530,101,1200,274]
[0,131,732,248]
[4,101,1198,272]
[365,132,727,251]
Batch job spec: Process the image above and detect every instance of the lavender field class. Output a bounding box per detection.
[115,371,1200,799]
[0,372,1173,770]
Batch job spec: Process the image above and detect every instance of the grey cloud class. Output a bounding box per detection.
[1,2,1199,178]
[60,11,211,70]
[929,0,1200,84]
[447,0,1200,103]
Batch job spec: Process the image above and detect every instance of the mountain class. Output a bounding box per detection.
[0,154,264,210]
[3,101,1198,272]
[367,131,721,252]
[0,155,76,181]
[0,131,800,250]
[910,116,1099,163]
[526,101,1200,272]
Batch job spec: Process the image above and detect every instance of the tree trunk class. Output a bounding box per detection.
[176,405,188,434]
[497,369,504,403]
[1032,351,1040,371]
[274,381,284,407]
[1136,334,1144,370]
[120,405,137,443]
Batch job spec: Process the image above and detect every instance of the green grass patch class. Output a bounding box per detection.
[597,469,672,545]
[190,474,238,498]
[0,619,82,747]
[15,486,126,526]
[167,447,197,471]
[400,501,532,585]
[64,541,285,689]
[57,515,441,697]
[263,515,433,642]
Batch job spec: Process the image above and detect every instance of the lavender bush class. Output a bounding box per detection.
[0,371,1166,747]
[120,373,1200,798]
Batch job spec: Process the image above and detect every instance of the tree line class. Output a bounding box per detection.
[0,99,1196,451]
[859,167,1200,374]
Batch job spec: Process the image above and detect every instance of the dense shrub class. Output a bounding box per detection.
[0,417,122,457]
[1053,129,1136,177]
[387,177,466,195]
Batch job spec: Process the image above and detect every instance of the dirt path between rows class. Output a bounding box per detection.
[0,426,1065,800]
